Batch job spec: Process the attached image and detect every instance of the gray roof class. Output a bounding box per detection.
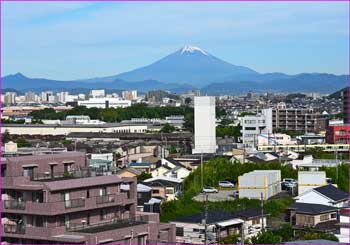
[289,203,337,214]
[314,184,348,202]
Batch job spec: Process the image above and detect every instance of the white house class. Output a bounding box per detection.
[171,208,267,244]
[295,184,348,208]
[336,208,350,243]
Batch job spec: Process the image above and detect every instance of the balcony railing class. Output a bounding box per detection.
[67,215,149,232]
[3,224,26,234]
[3,200,26,210]
[96,194,115,205]
[64,198,85,209]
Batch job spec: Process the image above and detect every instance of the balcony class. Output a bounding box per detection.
[3,200,26,210]
[96,194,115,205]
[3,193,129,215]
[65,198,85,209]
[67,215,149,233]
[3,224,26,234]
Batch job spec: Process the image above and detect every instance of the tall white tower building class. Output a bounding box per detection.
[192,96,216,154]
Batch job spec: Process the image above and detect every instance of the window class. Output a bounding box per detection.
[176,227,184,236]
[166,189,174,194]
[320,214,329,221]
[331,213,336,219]
[152,190,160,194]
[137,193,142,198]
[252,218,260,225]
[100,209,108,220]
[86,190,90,198]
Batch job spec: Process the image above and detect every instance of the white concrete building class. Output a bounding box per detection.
[238,170,281,200]
[4,92,17,105]
[298,171,327,195]
[2,123,148,136]
[78,98,131,108]
[295,184,348,208]
[122,90,137,100]
[257,133,294,146]
[90,89,105,98]
[241,108,273,148]
[336,208,350,243]
[192,96,216,154]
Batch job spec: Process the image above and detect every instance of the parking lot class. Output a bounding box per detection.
[193,189,236,202]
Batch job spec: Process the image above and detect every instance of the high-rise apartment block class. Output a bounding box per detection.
[273,102,328,133]
[1,152,175,244]
[192,96,216,154]
[122,90,137,100]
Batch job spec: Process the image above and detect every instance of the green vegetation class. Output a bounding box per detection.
[2,130,10,143]
[2,119,25,124]
[61,139,73,146]
[15,137,31,147]
[294,230,339,242]
[275,129,304,137]
[137,172,152,182]
[30,104,194,122]
[160,123,176,133]
[216,125,242,139]
[160,157,295,222]
[321,163,349,192]
[184,157,297,195]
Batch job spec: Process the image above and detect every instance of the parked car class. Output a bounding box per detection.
[232,190,239,198]
[224,179,237,185]
[283,178,297,184]
[202,187,219,193]
[219,181,235,188]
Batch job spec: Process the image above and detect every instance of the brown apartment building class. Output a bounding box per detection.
[1,152,175,244]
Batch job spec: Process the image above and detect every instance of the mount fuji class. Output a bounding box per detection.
[2,46,348,94]
[112,46,258,86]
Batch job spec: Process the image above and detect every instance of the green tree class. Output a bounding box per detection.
[251,231,281,244]
[220,233,240,244]
[2,129,11,143]
[160,123,176,133]
[137,172,152,182]
[16,138,31,147]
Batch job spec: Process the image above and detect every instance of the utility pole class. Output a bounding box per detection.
[261,192,265,232]
[204,194,208,245]
[335,150,338,184]
[201,152,204,190]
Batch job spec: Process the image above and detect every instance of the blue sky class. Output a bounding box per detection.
[2,1,349,80]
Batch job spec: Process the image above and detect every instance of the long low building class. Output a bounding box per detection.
[258,144,349,153]
[2,123,149,136]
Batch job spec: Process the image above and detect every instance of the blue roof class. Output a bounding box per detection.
[130,162,151,167]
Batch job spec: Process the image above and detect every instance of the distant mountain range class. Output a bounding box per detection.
[2,46,348,95]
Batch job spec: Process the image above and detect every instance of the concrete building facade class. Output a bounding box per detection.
[192,96,216,154]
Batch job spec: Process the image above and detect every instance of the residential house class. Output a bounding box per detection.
[287,203,338,233]
[129,162,154,173]
[116,167,141,178]
[171,208,266,244]
[335,207,350,243]
[295,184,348,208]
[143,177,183,201]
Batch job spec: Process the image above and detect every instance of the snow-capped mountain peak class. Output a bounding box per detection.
[179,46,209,55]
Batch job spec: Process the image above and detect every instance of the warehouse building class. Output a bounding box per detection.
[298,171,327,195]
[238,170,281,200]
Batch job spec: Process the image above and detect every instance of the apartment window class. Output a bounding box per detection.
[331,213,336,219]
[245,127,257,131]
[152,190,160,194]
[176,227,184,236]
[57,216,65,226]
[86,190,90,198]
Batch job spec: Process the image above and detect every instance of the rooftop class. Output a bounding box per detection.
[313,184,348,202]
[289,203,337,214]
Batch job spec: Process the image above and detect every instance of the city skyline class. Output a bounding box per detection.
[3,2,349,80]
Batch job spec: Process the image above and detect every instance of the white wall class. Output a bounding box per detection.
[193,96,216,154]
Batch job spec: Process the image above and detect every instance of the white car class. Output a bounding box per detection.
[219,181,234,188]
[202,187,219,193]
